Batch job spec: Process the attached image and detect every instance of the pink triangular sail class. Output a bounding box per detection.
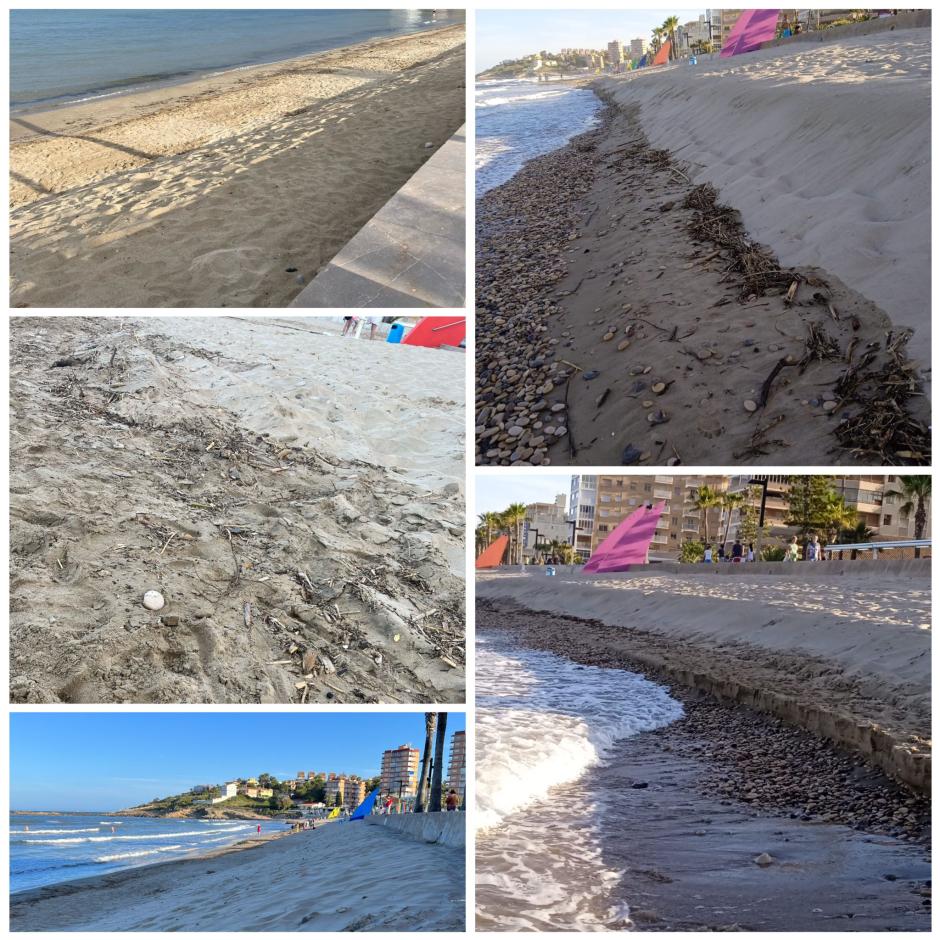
[720,9,780,58]
[584,502,666,573]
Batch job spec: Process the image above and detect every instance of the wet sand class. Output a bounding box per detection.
[10,26,465,307]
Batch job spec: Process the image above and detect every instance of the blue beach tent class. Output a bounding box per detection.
[350,787,381,821]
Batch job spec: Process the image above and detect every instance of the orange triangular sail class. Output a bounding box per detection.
[476,535,508,569]
[652,40,671,66]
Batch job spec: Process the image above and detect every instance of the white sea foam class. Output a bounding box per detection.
[475,633,682,930]
[20,825,245,844]
[476,637,682,829]
[95,844,186,863]
[12,828,100,834]
[475,80,601,195]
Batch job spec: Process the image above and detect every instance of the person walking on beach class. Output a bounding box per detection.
[342,316,357,336]
[257,824,262,835]
[363,316,378,340]
[785,536,800,562]
[446,790,460,812]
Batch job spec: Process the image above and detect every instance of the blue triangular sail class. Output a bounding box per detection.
[350,787,380,821]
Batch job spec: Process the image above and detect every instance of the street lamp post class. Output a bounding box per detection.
[748,477,769,561]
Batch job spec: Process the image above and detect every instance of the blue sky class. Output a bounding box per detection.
[477,9,707,71]
[10,712,465,812]
[476,474,573,516]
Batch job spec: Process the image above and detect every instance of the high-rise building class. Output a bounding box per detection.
[381,744,420,798]
[569,476,597,559]
[606,40,624,65]
[591,475,729,557]
[629,37,647,58]
[446,730,466,805]
[297,771,306,780]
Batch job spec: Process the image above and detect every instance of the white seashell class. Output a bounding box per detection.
[142,590,165,611]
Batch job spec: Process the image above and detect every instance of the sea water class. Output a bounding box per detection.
[476,633,683,930]
[476,79,602,196]
[10,9,465,112]
[9,813,288,894]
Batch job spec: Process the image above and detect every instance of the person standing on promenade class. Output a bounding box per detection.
[703,544,713,563]
[731,539,744,563]
[446,790,459,811]
[785,537,800,562]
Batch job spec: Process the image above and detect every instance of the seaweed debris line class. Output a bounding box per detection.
[10,317,466,705]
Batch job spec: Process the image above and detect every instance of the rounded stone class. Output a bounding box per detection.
[143,590,166,611]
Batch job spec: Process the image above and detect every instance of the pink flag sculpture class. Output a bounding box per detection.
[583,502,666,573]
[720,9,780,58]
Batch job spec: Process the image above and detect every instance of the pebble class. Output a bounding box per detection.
[823,401,838,412]
[603,332,615,341]
[617,340,631,351]
[744,399,758,412]
[142,590,165,611]
[754,852,775,867]
[583,370,600,380]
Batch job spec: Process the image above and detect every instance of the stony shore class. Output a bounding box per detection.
[479,600,930,845]
[475,94,929,466]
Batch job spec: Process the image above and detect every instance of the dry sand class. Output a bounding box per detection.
[10,817,465,931]
[10,317,465,704]
[599,27,931,345]
[477,568,930,790]
[10,26,465,307]
[475,28,930,467]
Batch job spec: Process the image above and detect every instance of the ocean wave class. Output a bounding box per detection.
[477,90,569,109]
[95,844,185,863]
[476,637,682,829]
[16,825,246,845]
[11,827,101,834]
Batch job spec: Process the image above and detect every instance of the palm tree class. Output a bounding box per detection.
[662,15,680,61]
[839,520,875,560]
[429,712,448,812]
[651,26,665,54]
[502,503,527,564]
[692,485,721,544]
[818,494,857,549]
[719,491,746,548]
[477,511,501,548]
[413,712,437,813]
[898,476,931,558]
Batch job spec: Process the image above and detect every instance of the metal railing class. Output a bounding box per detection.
[824,539,931,559]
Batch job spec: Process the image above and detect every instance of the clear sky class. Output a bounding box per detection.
[10,712,465,811]
[476,474,573,516]
[477,9,707,71]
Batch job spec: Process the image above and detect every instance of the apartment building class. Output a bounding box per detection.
[606,40,624,65]
[727,475,931,541]
[569,475,597,558]
[523,493,571,557]
[447,730,466,805]
[590,475,730,558]
[381,744,420,798]
[344,777,367,808]
[629,37,647,57]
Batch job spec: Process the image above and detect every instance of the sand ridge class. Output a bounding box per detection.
[10,26,465,307]
[10,318,466,704]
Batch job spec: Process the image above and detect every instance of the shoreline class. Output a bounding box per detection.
[476,572,930,801]
[11,21,463,121]
[476,617,930,930]
[11,817,464,931]
[10,24,464,146]
[11,26,465,307]
[11,828,295,901]
[475,36,930,466]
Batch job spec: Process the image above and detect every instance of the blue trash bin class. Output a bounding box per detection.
[387,323,405,344]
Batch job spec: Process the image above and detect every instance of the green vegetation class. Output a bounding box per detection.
[679,540,705,564]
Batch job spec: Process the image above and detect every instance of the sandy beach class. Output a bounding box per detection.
[476,579,931,930]
[476,26,930,466]
[11,816,465,931]
[10,25,465,307]
[10,317,465,704]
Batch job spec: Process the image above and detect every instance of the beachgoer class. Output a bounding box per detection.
[446,790,459,811]
[808,535,822,561]
[747,543,755,563]
[703,544,713,563]
[785,536,800,562]
[717,545,726,562]
[363,316,378,340]
[257,824,262,834]
[341,316,357,336]
[731,540,743,562]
